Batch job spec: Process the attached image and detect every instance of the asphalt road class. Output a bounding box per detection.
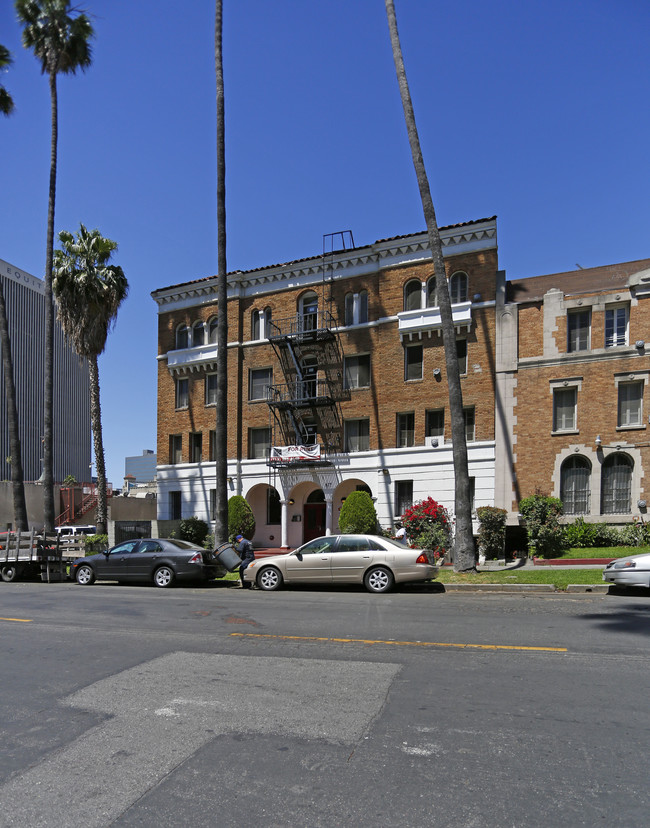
[1,580,649,827]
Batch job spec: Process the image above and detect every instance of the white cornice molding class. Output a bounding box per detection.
[151,219,498,312]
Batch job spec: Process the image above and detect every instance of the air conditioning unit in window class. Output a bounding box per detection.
[425,436,440,447]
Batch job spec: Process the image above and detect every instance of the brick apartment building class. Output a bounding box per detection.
[501,257,650,522]
[152,216,650,547]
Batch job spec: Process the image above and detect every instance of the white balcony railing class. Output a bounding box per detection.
[166,343,218,373]
[398,300,472,340]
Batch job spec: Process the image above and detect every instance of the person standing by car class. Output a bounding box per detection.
[395,522,408,545]
[235,534,254,588]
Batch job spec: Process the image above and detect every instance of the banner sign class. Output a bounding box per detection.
[270,444,321,462]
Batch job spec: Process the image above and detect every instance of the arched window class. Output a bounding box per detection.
[208,316,218,344]
[191,321,205,347]
[251,309,262,341]
[359,290,368,323]
[300,291,318,332]
[404,279,422,312]
[344,291,368,326]
[426,276,437,307]
[560,456,591,515]
[601,453,633,514]
[450,272,469,304]
[175,324,189,350]
[344,293,354,326]
[263,306,272,336]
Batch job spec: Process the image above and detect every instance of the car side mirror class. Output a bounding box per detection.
[295,552,303,561]
[103,550,110,557]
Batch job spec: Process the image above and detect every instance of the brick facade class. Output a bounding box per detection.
[152,217,650,545]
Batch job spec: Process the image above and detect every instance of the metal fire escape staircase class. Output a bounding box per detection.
[266,309,349,465]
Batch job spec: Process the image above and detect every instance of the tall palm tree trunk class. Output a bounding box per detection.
[42,71,58,531]
[385,0,476,571]
[0,280,28,530]
[214,0,228,544]
[88,355,107,535]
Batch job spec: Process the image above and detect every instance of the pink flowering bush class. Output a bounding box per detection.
[401,498,452,560]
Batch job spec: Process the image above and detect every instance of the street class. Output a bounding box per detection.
[1,581,649,827]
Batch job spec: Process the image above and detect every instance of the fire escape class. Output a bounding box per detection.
[266,233,353,466]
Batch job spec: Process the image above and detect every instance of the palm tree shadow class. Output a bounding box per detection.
[582,596,650,635]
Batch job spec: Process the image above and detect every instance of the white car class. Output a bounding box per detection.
[244,534,438,593]
[603,552,650,588]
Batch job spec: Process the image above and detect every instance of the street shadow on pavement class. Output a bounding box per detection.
[582,595,650,636]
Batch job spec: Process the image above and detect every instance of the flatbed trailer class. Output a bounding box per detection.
[0,530,85,582]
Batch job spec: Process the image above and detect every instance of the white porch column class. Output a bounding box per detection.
[325,493,334,536]
[280,500,289,548]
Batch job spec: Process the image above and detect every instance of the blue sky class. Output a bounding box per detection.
[1,0,649,488]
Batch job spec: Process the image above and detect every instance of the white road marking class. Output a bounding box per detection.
[0,652,400,828]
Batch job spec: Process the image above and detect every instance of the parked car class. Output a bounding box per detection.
[71,538,227,588]
[243,534,438,593]
[55,525,96,544]
[602,552,650,588]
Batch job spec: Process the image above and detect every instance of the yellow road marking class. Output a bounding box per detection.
[229,632,567,653]
[0,617,32,623]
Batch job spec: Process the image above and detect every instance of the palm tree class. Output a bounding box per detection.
[0,45,28,530]
[52,224,128,536]
[384,0,476,572]
[214,0,228,544]
[15,0,94,531]
[0,45,15,115]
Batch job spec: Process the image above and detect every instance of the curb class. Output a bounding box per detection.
[441,584,610,594]
[443,584,555,593]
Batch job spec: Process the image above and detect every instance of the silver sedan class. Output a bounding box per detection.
[603,552,650,588]
[243,534,438,593]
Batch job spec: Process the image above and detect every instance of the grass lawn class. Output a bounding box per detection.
[437,568,604,590]
[560,546,648,559]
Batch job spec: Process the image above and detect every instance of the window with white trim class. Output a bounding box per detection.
[561,456,591,515]
[450,271,468,304]
[344,354,370,389]
[425,409,444,441]
[344,291,368,325]
[189,432,202,463]
[618,381,644,427]
[601,453,632,514]
[175,377,189,409]
[404,279,422,311]
[205,373,217,405]
[567,309,590,352]
[249,367,272,401]
[395,480,413,516]
[397,412,415,447]
[605,304,629,348]
[175,324,189,350]
[344,419,370,452]
[169,434,182,465]
[553,387,577,432]
[404,344,423,381]
[249,427,271,459]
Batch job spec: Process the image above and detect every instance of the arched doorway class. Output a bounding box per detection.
[304,488,326,542]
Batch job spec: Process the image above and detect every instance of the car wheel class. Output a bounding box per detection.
[153,566,174,588]
[257,566,283,591]
[75,564,95,586]
[1,563,21,583]
[364,566,394,594]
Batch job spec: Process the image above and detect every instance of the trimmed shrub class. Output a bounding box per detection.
[228,495,255,540]
[401,497,452,560]
[519,494,566,559]
[563,517,598,549]
[339,491,377,534]
[619,519,650,547]
[84,534,108,555]
[179,516,210,547]
[477,506,507,560]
